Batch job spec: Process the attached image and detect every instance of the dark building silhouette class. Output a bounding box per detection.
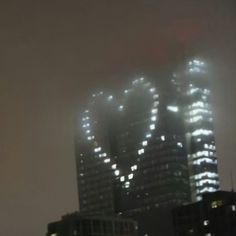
[75,58,219,235]
[46,212,137,236]
[173,191,236,236]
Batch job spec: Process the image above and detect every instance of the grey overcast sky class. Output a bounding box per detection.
[0,1,235,236]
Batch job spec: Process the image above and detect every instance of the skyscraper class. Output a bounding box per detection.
[180,59,220,202]
[76,76,190,235]
[75,58,219,235]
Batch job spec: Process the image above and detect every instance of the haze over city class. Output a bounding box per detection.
[0,1,236,236]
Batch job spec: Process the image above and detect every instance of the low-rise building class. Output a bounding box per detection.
[46,212,138,236]
[173,191,236,236]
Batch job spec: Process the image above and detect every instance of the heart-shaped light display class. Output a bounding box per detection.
[81,78,159,188]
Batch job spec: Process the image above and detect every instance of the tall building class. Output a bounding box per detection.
[179,59,220,201]
[75,58,220,235]
[173,191,236,236]
[76,77,190,235]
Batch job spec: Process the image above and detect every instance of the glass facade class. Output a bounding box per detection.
[76,76,190,235]
[181,59,219,201]
[76,59,219,234]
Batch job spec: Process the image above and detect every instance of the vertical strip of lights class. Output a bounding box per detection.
[185,59,219,201]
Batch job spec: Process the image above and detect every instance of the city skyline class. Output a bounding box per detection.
[0,1,235,236]
[76,57,219,235]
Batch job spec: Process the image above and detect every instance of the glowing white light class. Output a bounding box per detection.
[125,181,130,188]
[161,136,165,141]
[193,59,204,66]
[196,196,202,201]
[167,106,179,112]
[149,88,155,93]
[192,129,213,136]
[189,108,211,116]
[99,153,107,158]
[199,187,216,193]
[86,130,91,134]
[196,179,218,186]
[203,220,209,226]
[189,115,203,123]
[232,205,236,211]
[177,142,183,148]
[104,158,110,163]
[153,94,159,99]
[146,133,152,138]
[191,101,204,108]
[153,101,159,107]
[112,164,117,169]
[150,124,155,130]
[194,172,218,180]
[128,173,134,180]
[151,116,157,121]
[114,170,120,176]
[151,108,157,114]
[189,67,201,73]
[51,234,57,236]
[142,141,148,146]
[107,95,113,101]
[87,136,95,141]
[188,88,200,95]
[120,176,125,182]
[191,150,209,158]
[193,158,217,165]
[124,90,129,94]
[86,116,90,120]
[131,165,137,171]
[85,110,89,113]
[119,105,124,111]
[94,147,101,153]
[204,144,215,150]
[138,148,145,155]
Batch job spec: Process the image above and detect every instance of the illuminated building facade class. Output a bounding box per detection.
[76,58,219,235]
[180,59,220,201]
[76,78,190,235]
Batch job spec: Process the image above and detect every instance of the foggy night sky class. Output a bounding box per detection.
[0,1,236,236]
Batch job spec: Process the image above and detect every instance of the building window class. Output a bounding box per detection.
[203,220,209,226]
[211,200,223,209]
[232,205,236,211]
